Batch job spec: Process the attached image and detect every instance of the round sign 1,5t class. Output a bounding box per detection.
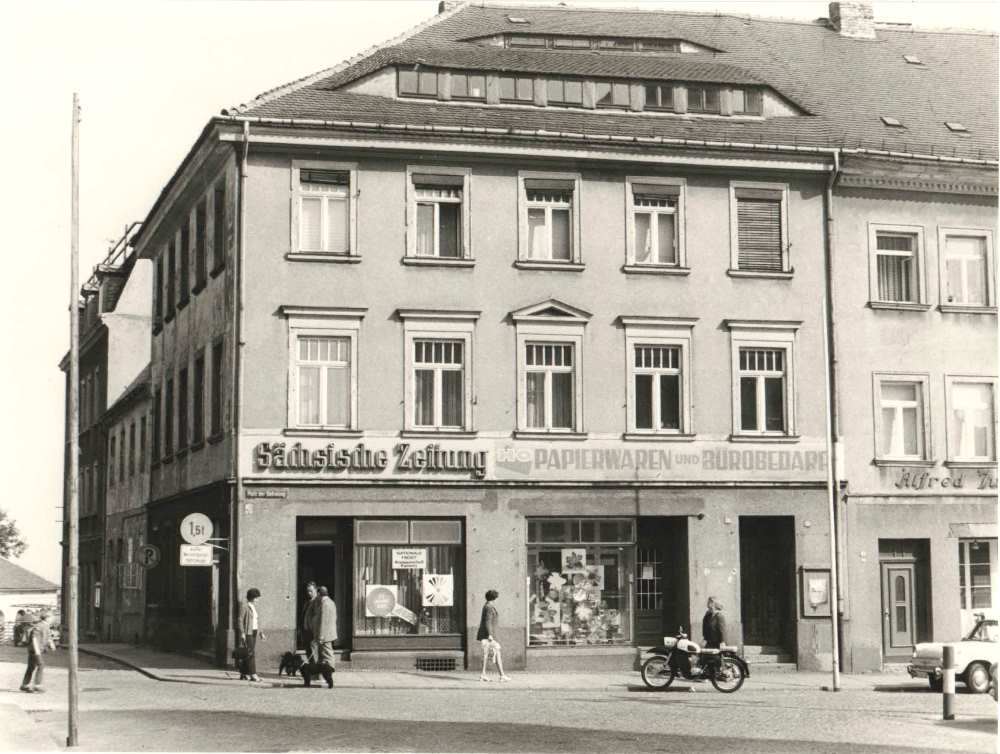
[180,513,213,546]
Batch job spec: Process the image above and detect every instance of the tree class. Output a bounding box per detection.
[0,509,27,559]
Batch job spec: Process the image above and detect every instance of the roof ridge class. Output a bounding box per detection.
[227,1,468,114]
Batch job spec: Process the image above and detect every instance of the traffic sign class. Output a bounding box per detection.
[138,544,161,569]
[179,544,213,566]
[180,513,213,545]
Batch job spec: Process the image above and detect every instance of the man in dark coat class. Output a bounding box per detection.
[702,597,727,649]
[304,586,337,688]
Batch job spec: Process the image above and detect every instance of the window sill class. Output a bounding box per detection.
[938,304,997,315]
[868,301,931,312]
[401,256,475,268]
[210,264,226,279]
[283,428,363,438]
[514,260,585,272]
[192,281,207,295]
[190,439,205,452]
[727,269,794,280]
[623,432,696,442]
[513,430,588,441]
[401,429,478,439]
[207,432,224,445]
[285,252,362,264]
[872,458,936,468]
[943,459,997,469]
[622,264,690,276]
[729,434,801,444]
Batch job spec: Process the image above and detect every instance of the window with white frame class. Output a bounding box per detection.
[283,307,364,431]
[874,375,929,461]
[292,162,358,257]
[959,539,995,612]
[401,311,477,433]
[628,180,683,267]
[940,230,993,307]
[947,378,996,462]
[519,174,580,264]
[513,300,589,434]
[869,225,924,305]
[407,169,470,260]
[727,321,798,438]
[730,183,789,274]
[623,318,694,436]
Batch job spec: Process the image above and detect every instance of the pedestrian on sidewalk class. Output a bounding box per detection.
[301,581,319,661]
[477,589,509,682]
[20,610,55,693]
[237,588,266,682]
[702,597,727,649]
[304,585,337,689]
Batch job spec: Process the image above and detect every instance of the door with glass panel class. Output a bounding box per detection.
[881,563,915,656]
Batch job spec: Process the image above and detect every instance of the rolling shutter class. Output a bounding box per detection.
[736,189,783,272]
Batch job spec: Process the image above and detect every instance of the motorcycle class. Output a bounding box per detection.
[641,629,749,693]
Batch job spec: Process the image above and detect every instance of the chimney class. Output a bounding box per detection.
[829,2,877,39]
[438,0,464,13]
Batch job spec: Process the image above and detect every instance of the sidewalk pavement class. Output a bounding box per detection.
[79,643,876,692]
[0,703,58,752]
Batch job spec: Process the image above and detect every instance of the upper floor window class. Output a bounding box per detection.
[291,162,358,259]
[728,321,799,439]
[178,223,190,307]
[626,178,685,268]
[687,85,721,114]
[730,182,789,275]
[873,374,930,462]
[406,168,471,262]
[212,180,226,274]
[399,69,438,98]
[210,340,224,437]
[193,353,205,445]
[732,88,763,115]
[154,256,164,329]
[128,422,136,477]
[946,378,997,463]
[622,317,695,437]
[596,81,632,109]
[939,228,995,311]
[282,307,364,432]
[518,173,582,267]
[166,241,176,315]
[643,83,674,111]
[194,200,207,290]
[109,435,116,487]
[178,367,189,451]
[868,224,925,307]
[500,75,535,103]
[546,79,583,106]
[450,72,486,100]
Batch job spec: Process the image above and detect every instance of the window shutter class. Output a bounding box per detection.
[411,173,465,188]
[523,178,575,192]
[630,183,680,198]
[737,196,783,271]
[301,169,349,185]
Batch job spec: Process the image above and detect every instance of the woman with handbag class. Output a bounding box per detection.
[237,588,266,682]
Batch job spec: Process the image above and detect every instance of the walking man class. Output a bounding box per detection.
[305,585,337,688]
[702,597,727,649]
[20,610,55,693]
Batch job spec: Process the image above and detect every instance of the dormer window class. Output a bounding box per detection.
[547,79,584,107]
[644,83,675,111]
[399,69,439,98]
[598,38,635,50]
[509,34,546,48]
[687,85,721,114]
[732,88,763,116]
[638,39,680,52]
[450,73,486,101]
[500,75,534,103]
[595,81,631,109]
[553,37,591,49]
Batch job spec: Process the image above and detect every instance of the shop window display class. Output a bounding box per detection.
[353,519,464,637]
[527,518,634,646]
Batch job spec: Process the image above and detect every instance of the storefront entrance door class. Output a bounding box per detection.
[739,516,795,650]
[881,563,915,654]
[635,517,689,645]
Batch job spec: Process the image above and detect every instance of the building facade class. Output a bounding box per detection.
[116,0,996,672]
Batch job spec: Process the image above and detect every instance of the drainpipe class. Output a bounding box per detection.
[228,120,250,650]
[822,150,843,690]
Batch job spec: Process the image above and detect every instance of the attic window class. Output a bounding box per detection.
[509,34,547,48]
[903,54,923,65]
[880,116,904,127]
[506,15,530,24]
[945,122,969,132]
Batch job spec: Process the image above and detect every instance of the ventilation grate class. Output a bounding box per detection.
[415,657,457,672]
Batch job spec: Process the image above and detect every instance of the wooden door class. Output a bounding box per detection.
[739,517,795,648]
[881,563,915,655]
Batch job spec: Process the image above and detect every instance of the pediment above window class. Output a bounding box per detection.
[510,298,592,323]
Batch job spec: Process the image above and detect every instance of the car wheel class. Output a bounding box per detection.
[928,677,943,692]
[964,662,990,694]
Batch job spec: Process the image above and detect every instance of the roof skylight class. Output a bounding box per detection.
[902,54,923,65]
[880,116,904,127]
[506,15,530,24]
[945,121,969,132]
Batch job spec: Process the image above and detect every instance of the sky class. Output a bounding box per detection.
[0,0,996,584]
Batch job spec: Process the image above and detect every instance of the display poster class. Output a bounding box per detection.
[392,548,427,569]
[365,585,398,618]
[391,603,418,624]
[561,548,586,572]
[641,565,654,581]
[808,578,828,607]
[422,574,454,607]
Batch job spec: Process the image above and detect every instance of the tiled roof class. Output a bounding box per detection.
[237,3,998,161]
[0,558,58,593]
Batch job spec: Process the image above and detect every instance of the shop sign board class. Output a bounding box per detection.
[391,548,427,569]
[179,544,213,567]
[248,437,832,483]
[365,585,397,618]
[138,544,161,569]
[180,513,213,545]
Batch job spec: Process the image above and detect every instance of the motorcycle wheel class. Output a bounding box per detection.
[709,657,746,693]
[641,656,676,690]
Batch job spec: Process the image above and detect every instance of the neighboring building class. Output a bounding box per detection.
[100,365,152,643]
[126,0,996,672]
[0,559,59,644]
[61,223,150,640]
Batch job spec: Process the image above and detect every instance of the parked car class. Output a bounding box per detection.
[907,613,999,694]
[990,662,997,702]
